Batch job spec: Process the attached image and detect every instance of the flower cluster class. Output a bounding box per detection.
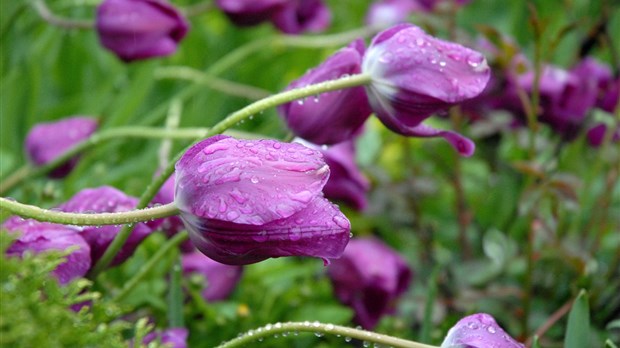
[279,24,491,157]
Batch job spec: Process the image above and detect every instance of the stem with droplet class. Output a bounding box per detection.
[216,322,439,348]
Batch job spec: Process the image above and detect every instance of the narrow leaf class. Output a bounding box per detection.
[564,289,590,348]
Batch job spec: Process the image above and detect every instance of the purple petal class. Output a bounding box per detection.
[3,217,91,285]
[96,0,189,62]
[441,313,524,348]
[365,0,424,27]
[175,137,330,225]
[58,186,154,267]
[25,116,98,178]
[183,196,350,265]
[328,238,412,329]
[394,122,475,157]
[144,327,188,348]
[278,40,372,145]
[182,251,243,301]
[271,0,331,34]
[215,0,287,26]
[587,123,620,147]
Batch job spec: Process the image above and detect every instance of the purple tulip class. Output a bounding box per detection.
[3,217,91,285]
[58,186,154,267]
[279,40,372,145]
[362,24,491,156]
[143,327,188,348]
[175,135,350,265]
[587,123,620,147]
[215,0,287,26]
[571,57,619,113]
[271,0,331,34]
[296,138,370,210]
[441,313,524,348]
[328,238,412,329]
[25,116,98,178]
[182,251,243,301]
[365,0,424,27]
[96,0,189,62]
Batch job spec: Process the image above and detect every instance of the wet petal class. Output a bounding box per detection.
[441,313,524,348]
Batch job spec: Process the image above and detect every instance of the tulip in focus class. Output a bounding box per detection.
[182,251,243,301]
[279,40,372,145]
[441,313,524,348]
[25,116,98,178]
[328,238,412,329]
[362,24,491,156]
[3,217,91,285]
[96,0,189,62]
[175,135,350,265]
[58,186,154,267]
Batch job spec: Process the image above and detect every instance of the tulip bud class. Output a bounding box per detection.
[441,313,524,348]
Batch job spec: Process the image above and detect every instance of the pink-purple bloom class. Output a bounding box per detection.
[175,135,350,265]
[279,40,372,145]
[143,327,188,348]
[571,57,619,114]
[96,0,189,62]
[270,0,331,34]
[58,186,154,267]
[365,0,423,27]
[182,251,243,301]
[328,238,412,329]
[362,24,491,156]
[587,123,620,147]
[441,313,524,348]
[3,217,91,285]
[25,116,98,178]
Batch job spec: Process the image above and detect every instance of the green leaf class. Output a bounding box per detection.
[531,335,542,348]
[606,339,618,348]
[565,289,590,348]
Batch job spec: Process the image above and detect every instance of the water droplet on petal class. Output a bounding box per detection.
[487,326,496,334]
[332,215,350,229]
[467,322,479,330]
[250,176,259,184]
[253,230,268,242]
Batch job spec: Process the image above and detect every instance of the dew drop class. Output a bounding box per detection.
[467,322,479,330]
[332,215,350,229]
[439,61,447,67]
[272,143,281,149]
[226,211,239,221]
[345,337,352,342]
[297,99,305,105]
[325,324,334,331]
[416,37,425,46]
[265,324,273,330]
[363,341,370,347]
[487,326,496,334]
[253,230,268,242]
[379,52,394,63]
[314,332,324,337]
[250,176,259,184]
[274,323,282,329]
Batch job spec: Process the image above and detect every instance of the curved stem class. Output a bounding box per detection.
[0,127,211,195]
[91,73,371,276]
[111,231,188,300]
[0,198,178,225]
[32,0,94,30]
[155,67,271,100]
[216,322,439,348]
[0,165,32,196]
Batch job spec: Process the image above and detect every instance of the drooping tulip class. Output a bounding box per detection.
[25,116,98,178]
[175,135,350,265]
[278,39,372,145]
[440,313,524,348]
[271,0,331,34]
[215,0,287,26]
[58,186,154,267]
[182,251,243,301]
[362,24,491,156]
[96,0,189,62]
[3,217,91,285]
[328,238,412,329]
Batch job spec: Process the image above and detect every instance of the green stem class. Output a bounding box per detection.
[0,127,211,195]
[91,73,372,276]
[216,322,439,348]
[32,0,93,30]
[155,67,271,100]
[0,165,32,195]
[0,198,178,225]
[112,231,188,301]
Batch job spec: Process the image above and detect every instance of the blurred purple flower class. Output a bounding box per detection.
[25,116,98,178]
[58,186,154,267]
[175,135,350,265]
[182,251,243,301]
[365,0,423,27]
[271,0,331,34]
[143,327,188,348]
[150,174,193,252]
[215,0,287,26]
[96,0,189,62]
[279,39,372,145]
[3,217,91,285]
[362,24,491,156]
[571,57,619,113]
[328,238,412,329]
[418,0,471,11]
[587,123,620,147]
[441,313,524,348]
[296,138,370,210]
